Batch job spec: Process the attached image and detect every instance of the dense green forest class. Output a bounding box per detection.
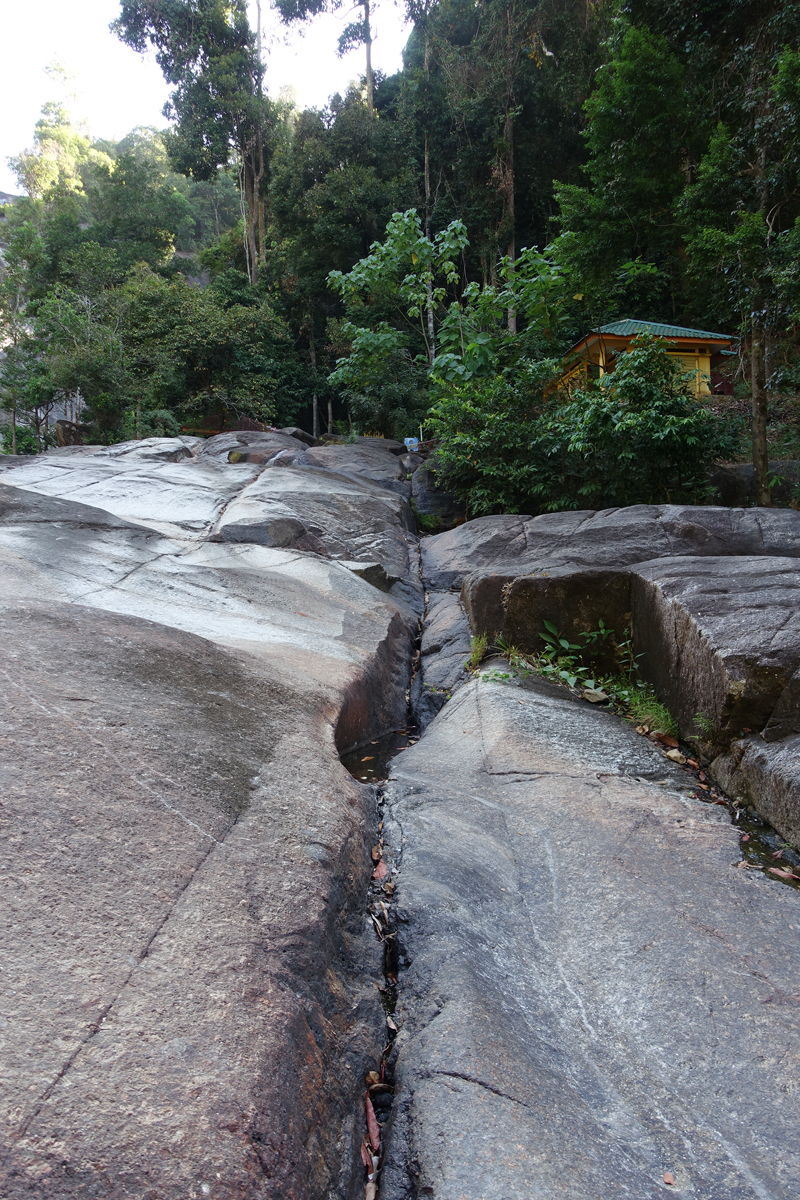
[1,0,799,511]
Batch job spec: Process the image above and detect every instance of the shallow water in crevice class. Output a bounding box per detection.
[340,726,421,783]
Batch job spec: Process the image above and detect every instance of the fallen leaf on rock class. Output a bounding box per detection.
[361,1141,372,1168]
[771,849,784,859]
[665,748,686,764]
[386,1015,398,1032]
[373,859,388,882]
[371,845,382,861]
[582,688,609,703]
[636,724,648,735]
[362,756,374,762]
[698,783,710,790]
[365,1093,381,1152]
[365,1182,377,1200]
[768,866,800,881]
[735,860,751,869]
[686,758,699,769]
[699,771,707,782]
[664,1171,675,1186]
[741,833,750,841]
[384,881,395,895]
[656,734,679,748]
[366,1071,381,1087]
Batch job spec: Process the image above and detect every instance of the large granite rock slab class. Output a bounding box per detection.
[427,504,800,848]
[210,463,414,593]
[427,505,800,591]
[379,672,800,1199]
[196,430,309,461]
[0,449,419,1195]
[0,599,382,1199]
[304,443,410,497]
[0,445,262,540]
[631,556,800,745]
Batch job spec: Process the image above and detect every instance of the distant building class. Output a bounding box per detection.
[557,319,736,397]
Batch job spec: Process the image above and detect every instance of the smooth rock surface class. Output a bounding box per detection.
[427,505,800,591]
[210,463,414,592]
[411,591,471,729]
[380,672,800,1199]
[0,445,261,539]
[0,600,383,1200]
[0,443,419,1196]
[304,443,410,498]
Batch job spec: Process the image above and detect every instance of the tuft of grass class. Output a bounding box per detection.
[467,632,488,671]
[622,684,677,736]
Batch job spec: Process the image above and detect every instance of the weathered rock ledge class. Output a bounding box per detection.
[424,505,800,847]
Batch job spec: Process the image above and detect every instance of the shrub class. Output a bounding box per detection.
[429,336,737,515]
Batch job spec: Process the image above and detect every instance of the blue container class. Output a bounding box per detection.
[404,437,419,452]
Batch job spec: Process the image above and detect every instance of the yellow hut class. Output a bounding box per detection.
[557,319,735,397]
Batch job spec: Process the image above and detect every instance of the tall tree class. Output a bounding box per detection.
[113,0,276,283]
[271,0,377,114]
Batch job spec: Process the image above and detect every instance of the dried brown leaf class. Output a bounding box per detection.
[371,845,382,862]
[656,734,679,748]
[386,1015,398,1032]
[768,866,800,881]
[664,1171,675,1186]
[365,1093,381,1152]
[365,1182,377,1200]
[366,1071,381,1087]
[373,859,388,882]
[665,748,686,764]
[360,1141,372,1168]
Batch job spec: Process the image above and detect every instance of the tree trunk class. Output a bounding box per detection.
[328,395,334,436]
[504,109,516,335]
[10,401,16,456]
[364,0,374,114]
[244,158,259,286]
[309,317,319,439]
[751,324,771,506]
[423,30,435,362]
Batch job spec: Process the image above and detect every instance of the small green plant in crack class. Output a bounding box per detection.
[467,631,489,671]
[488,620,678,735]
[693,712,716,739]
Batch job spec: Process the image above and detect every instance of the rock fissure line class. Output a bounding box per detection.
[14,821,229,1141]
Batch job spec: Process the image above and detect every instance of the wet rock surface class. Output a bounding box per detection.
[379,673,800,1199]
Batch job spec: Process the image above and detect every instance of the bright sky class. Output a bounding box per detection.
[0,0,411,195]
